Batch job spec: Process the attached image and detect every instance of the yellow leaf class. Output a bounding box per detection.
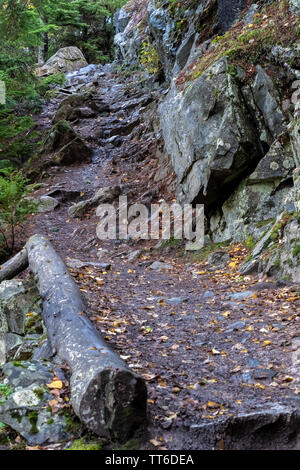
[254,383,265,389]
[150,439,162,447]
[263,340,272,346]
[212,348,220,355]
[222,311,231,318]
[207,401,221,408]
[47,380,63,390]
[228,262,237,269]
[159,336,168,342]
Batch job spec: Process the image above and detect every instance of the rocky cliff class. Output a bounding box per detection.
[114,0,300,282]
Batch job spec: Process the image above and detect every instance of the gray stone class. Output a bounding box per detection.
[202,291,215,300]
[2,360,53,388]
[239,258,260,275]
[127,250,141,261]
[66,258,111,271]
[207,250,230,268]
[36,47,88,77]
[4,333,23,359]
[44,120,92,165]
[38,196,60,213]
[227,291,254,301]
[69,185,121,218]
[242,4,259,25]
[0,361,73,445]
[253,66,284,139]
[248,139,295,184]
[159,58,263,207]
[114,8,131,34]
[210,179,290,244]
[225,321,246,332]
[166,297,188,305]
[0,280,39,336]
[217,0,248,34]
[149,261,173,271]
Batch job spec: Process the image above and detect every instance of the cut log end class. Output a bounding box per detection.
[77,368,147,441]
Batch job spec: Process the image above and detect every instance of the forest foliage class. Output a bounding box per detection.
[0,0,127,259]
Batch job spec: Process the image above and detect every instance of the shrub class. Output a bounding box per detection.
[0,167,37,258]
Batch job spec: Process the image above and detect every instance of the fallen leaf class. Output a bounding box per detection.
[47,380,63,390]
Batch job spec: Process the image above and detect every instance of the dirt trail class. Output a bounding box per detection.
[21,65,300,450]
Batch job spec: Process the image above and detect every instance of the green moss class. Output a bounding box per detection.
[47,418,54,425]
[188,240,231,262]
[64,413,82,436]
[180,0,299,84]
[292,245,300,257]
[244,253,253,263]
[12,361,27,368]
[11,411,22,424]
[256,218,275,228]
[161,237,181,248]
[27,411,39,435]
[24,312,43,335]
[66,438,101,451]
[245,236,255,249]
[0,384,13,403]
[33,387,45,400]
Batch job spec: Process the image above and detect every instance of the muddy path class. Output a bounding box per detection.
[19,65,300,450]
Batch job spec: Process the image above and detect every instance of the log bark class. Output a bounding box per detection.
[0,248,28,283]
[26,234,147,441]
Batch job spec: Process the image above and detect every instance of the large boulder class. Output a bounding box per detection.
[43,120,92,165]
[36,47,88,77]
[53,93,109,124]
[159,58,263,207]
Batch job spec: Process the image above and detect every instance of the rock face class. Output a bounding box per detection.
[113,0,300,281]
[0,280,43,366]
[36,47,88,76]
[159,58,263,208]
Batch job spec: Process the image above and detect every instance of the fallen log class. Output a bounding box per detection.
[0,248,29,283]
[26,234,147,441]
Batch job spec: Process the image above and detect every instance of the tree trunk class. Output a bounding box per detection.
[0,248,28,283]
[26,234,147,441]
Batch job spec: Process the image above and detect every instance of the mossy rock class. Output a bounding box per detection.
[66,438,102,451]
